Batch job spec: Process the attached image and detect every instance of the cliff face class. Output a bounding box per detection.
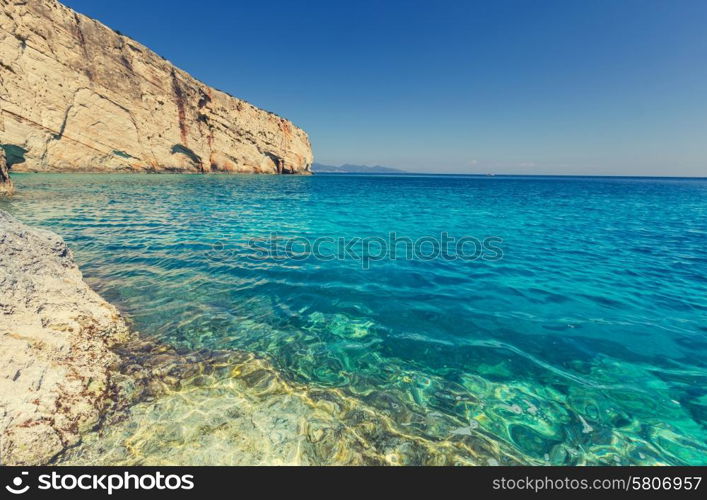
[0,0,313,174]
[0,148,12,195]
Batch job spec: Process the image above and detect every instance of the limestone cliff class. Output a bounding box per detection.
[0,0,313,174]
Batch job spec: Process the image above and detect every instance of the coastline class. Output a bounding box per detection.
[0,210,517,465]
[0,210,130,464]
[3,171,705,465]
[0,0,312,176]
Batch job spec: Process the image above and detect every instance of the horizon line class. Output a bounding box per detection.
[10,171,706,180]
[315,172,707,179]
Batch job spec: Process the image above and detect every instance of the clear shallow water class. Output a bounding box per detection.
[2,173,706,465]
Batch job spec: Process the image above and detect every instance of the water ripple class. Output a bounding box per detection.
[2,173,706,465]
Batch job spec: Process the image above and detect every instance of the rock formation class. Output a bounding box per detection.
[0,147,12,195]
[0,210,130,465]
[0,0,313,174]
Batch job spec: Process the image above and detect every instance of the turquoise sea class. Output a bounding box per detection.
[2,173,706,465]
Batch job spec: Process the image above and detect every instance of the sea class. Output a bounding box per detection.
[2,173,705,465]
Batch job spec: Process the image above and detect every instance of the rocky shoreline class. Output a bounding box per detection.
[0,210,129,464]
[0,211,241,464]
[0,210,516,465]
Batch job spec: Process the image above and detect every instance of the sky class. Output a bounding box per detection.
[62,0,707,176]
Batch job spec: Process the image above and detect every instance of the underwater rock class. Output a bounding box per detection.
[0,0,313,174]
[57,341,519,466]
[0,212,509,466]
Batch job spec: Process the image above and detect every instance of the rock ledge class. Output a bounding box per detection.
[0,210,129,465]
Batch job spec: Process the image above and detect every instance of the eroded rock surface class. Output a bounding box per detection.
[0,0,313,174]
[0,148,12,195]
[0,210,129,465]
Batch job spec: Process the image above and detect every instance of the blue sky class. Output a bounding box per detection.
[63,0,707,176]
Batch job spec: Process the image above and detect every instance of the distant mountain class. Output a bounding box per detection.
[311,163,406,174]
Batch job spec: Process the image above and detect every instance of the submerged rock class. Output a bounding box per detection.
[57,342,515,466]
[0,0,312,174]
[0,210,129,464]
[0,212,516,466]
[0,149,12,196]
